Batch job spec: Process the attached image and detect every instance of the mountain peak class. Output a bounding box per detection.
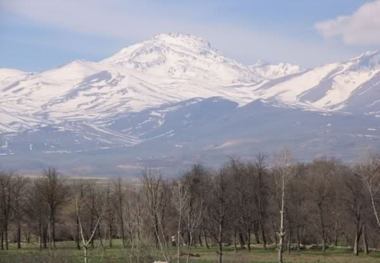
[153,32,208,43]
[152,32,212,49]
[102,32,215,66]
[101,33,261,84]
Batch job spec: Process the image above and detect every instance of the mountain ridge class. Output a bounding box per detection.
[0,33,380,175]
[0,33,304,133]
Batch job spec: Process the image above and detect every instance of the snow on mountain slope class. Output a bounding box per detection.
[0,60,106,130]
[2,61,101,111]
[249,62,300,80]
[1,33,380,174]
[0,68,31,103]
[103,33,260,83]
[1,33,380,136]
[259,51,380,111]
[0,33,301,132]
[0,68,27,82]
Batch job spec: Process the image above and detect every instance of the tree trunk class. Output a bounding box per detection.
[233,229,237,252]
[334,220,339,247]
[1,230,3,250]
[43,226,48,249]
[90,215,94,249]
[117,180,126,248]
[218,219,223,263]
[261,221,267,249]
[272,219,278,245]
[257,161,267,249]
[17,221,21,249]
[4,223,8,250]
[278,222,284,263]
[38,221,42,249]
[97,226,104,248]
[278,172,286,263]
[154,215,160,249]
[296,226,301,251]
[353,226,362,256]
[83,245,88,263]
[186,231,193,263]
[120,214,126,248]
[318,204,326,252]
[176,181,185,263]
[287,228,292,254]
[321,236,326,253]
[76,216,81,250]
[254,223,260,244]
[26,232,31,243]
[177,219,181,263]
[204,231,209,249]
[109,223,113,248]
[247,228,251,251]
[362,225,369,255]
[239,232,245,249]
[51,215,56,248]
[198,232,203,247]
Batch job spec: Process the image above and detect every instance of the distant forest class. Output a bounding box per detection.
[1,150,380,263]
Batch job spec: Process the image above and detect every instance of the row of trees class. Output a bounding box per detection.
[1,152,380,263]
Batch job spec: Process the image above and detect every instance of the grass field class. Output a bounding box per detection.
[0,241,379,263]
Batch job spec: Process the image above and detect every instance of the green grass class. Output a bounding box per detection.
[0,241,379,263]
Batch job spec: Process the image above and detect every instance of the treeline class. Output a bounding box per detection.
[1,152,380,263]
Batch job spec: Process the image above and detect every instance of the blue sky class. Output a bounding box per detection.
[1,0,379,71]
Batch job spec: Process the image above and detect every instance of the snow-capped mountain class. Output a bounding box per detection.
[257,51,380,113]
[0,33,379,176]
[0,33,300,132]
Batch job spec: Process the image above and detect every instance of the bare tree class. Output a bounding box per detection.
[341,170,368,256]
[35,168,68,248]
[273,149,294,263]
[285,164,308,251]
[0,172,12,250]
[172,180,188,263]
[306,159,337,251]
[25,178,48,249]
[113,177,127,248]
[228,159,255,251]
[104,183,115,248]
[206,167,232,263]
[76,196,103,263]
[358,154,380,230]
[12,174,28,249]
[181,165,206,263]
[141,170,172,262]
[4,154,380,261]
[254,153,269,249]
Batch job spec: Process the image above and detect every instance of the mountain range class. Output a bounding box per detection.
[1,33,379,176]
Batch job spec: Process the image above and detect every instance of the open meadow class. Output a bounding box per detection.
[0,241,380,263]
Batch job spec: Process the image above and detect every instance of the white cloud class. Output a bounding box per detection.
[315,0,380,45]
